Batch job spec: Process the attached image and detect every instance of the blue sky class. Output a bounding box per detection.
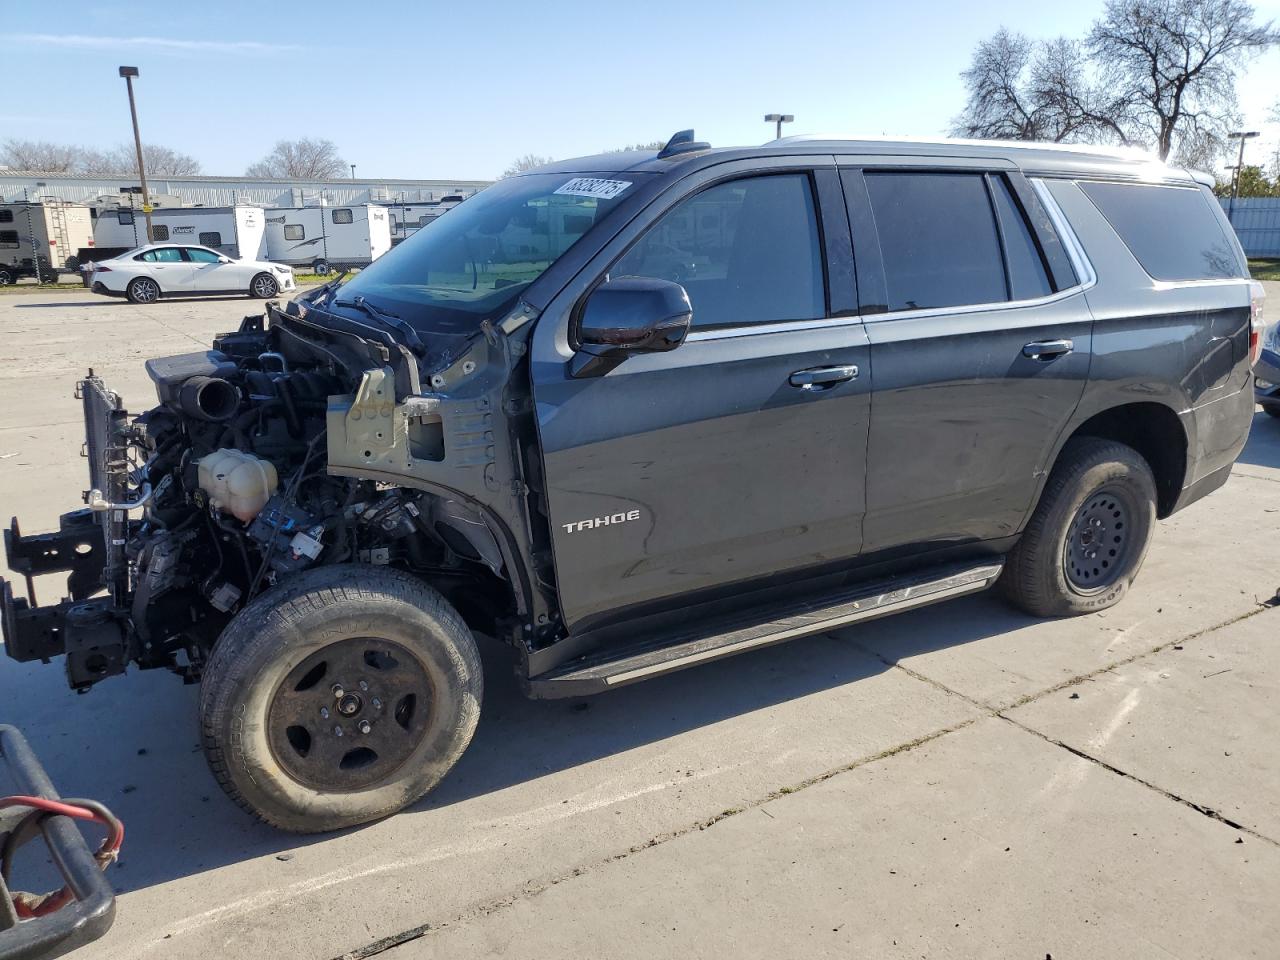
[3,0,1280,180]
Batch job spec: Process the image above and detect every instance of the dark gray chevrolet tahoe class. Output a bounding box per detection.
[2,132,1266,831]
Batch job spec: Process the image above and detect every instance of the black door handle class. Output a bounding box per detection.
[789,365,859,390]
[1022,339,1074,361]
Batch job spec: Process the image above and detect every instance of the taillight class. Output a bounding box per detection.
[1249,280,1266,367]
[95,265,111,273]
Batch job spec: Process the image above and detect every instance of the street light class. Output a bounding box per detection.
[118,66,153,243]
[1227,130,1260,225]
[764,113,794,140]
[350,164,357,180]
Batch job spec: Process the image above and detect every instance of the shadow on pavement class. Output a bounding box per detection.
[6,590,1029,896]
[1238,409,1280,470]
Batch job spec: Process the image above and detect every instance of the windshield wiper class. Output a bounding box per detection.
[332,296,427,356]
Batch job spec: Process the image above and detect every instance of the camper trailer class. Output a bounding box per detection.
[91,205,267,262]
[0,201,95,283]
[264,204,392,272]
[382,196,465,245]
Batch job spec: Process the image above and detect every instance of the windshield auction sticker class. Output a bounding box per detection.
[553,178,632,200]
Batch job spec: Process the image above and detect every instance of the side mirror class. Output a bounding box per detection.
[570,277,692,378]
[218,256,232,264]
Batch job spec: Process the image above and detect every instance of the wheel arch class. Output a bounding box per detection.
[1053,402,1189,518]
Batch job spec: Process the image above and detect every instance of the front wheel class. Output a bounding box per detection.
[126,276,160,304]
[312,259,331,276]
[250,272,278,298]
[1000,437,1157,617]
[199,565,482,832]
[0,269,11,286]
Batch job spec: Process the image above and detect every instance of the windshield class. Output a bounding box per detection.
[331,172,637,333]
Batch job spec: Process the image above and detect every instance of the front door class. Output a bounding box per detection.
[184,246,244,291]
[531,167,872,633]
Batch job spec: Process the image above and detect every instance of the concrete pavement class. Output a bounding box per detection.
[0,289,1276,959]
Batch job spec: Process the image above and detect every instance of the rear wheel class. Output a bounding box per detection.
[199,565,482,832]
[1000,437,1157,617]
[0,269,11,286]
[126,277,160,304]
[312,259,331,276]
[250,272,278,298]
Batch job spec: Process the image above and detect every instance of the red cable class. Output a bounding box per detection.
[1,795,124,919]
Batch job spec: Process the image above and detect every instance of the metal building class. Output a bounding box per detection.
[1220,197,1280,258]
[0,171,490,209]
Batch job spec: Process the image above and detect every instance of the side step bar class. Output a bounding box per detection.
[527,560,1003,698]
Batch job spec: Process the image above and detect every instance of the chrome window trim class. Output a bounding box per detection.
[1030,177,1097,288]
[685,314,865,342]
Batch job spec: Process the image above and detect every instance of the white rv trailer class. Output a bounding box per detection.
[381,196,465,245]
[263,204,391,272]
[0,201,95,281]
[91,205,267,262]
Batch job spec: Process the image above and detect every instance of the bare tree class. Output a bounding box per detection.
[0,139,79,172]
[78,144,201,177]
[1088,0,1278,159]
[952,30,1135,144]
[501,154,555,178]
[246,138,347,179]
[602,141,667,152]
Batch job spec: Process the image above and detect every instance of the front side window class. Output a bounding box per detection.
[611,173,826,328]
[1079,180,1244,281]
[184,247,221,263]
[335,171,638,334]
[865,172,1007,312]
[332,208,354,224]
[284,224,305,241]
[199,232,222,248]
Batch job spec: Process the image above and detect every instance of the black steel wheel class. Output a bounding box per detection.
[266,637,435,793]
[312,258,331,276]
[200,565,482,832]
[1000,437,1157,617]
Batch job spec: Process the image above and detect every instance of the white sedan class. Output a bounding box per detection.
[90,244,296,304]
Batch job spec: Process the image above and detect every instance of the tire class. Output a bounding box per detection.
[199,565,482,833]
[250,272,278,299]
[125,277,160,304]
[0,270,11,286]
[1000,437,1157,618]
[312,259,331,276]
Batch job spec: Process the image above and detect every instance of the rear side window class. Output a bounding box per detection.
[990,176,1052,300]
[865,172,1007,312]
[1079,181,1244,281]
[612,173,826,328]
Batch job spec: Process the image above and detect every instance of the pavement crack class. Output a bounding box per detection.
[999,714,1280,848]
[327,714,984,960]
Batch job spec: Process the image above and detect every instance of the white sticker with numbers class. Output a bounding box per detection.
[553,177,632,200]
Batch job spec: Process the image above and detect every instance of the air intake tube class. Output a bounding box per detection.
[179,376,240,422]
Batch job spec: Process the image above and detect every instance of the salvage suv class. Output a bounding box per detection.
[2,133,1265,832]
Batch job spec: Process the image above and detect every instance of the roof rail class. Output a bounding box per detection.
[657,129,711,159]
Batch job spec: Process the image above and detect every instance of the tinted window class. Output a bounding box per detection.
[199,232,222,248]
[118,209,134,225]
[1079,181,1243,281]
[0,210,12,223]
[332,208,354,224]
[152,224,169,241]
[184,247,221,263]
[284,224,304,240]
[990,176,1052,300]
[0,230,18,248]
[612,174,825,328]
[865,172,1007,312]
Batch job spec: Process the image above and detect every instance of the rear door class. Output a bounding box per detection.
[841,161,1094,553]
[138,246,194,291]
[530,160,872,633]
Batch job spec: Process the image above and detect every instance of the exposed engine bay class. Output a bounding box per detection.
[2,300,546,691]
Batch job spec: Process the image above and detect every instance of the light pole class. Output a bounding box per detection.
[350,164,357,180]
[764,113,794,140]
[1227,130,1260,226]
[118,66,153,244]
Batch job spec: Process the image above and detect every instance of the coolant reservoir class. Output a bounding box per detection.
[197,449,279,522]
